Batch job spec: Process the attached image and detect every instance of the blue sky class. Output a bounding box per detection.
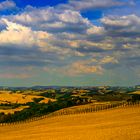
[0,0,139,86]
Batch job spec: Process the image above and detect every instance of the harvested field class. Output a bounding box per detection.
[0,92,54,104]
[0,105,140,140]
[130,91,140,95]
[0,106,29,114]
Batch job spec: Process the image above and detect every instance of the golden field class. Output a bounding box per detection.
[130,91,140,95]
[0,106,29,114]
[0,90,55,114]
[0,91,55,104]
[0,105,140,140]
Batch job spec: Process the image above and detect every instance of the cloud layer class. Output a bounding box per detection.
[0,0,139,86]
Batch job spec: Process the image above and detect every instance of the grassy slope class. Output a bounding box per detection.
[0,105,140,140]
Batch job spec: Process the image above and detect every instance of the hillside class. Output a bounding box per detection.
[0,91,55,104]
[129,91,140,95]
[0,105,140,140]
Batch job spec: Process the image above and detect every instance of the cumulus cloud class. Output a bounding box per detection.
[5,8,91,34]
[101,14,140,37]
[0,2,139,79]
[0,18,52,48]
[59,0,132,11]
[87,26,105,35]
[0,0,16,11]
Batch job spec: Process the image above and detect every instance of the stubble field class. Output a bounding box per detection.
[0,105,140,140]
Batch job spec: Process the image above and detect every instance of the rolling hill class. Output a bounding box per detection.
[0,105,140,140]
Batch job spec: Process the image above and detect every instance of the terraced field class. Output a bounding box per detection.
[0,105,140,140]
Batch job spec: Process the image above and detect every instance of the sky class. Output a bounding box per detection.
[0,0,139,87]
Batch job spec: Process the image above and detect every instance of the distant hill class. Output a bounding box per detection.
[0,85,139,91]
[0,85,78,90]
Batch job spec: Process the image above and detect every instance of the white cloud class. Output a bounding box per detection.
[0,0,16,11]
[102,14,140,27]
[0,4,139,78]
[58,10,89,24]
[101,15,140,36]
[65,62,103,76]
[100,56,118,64]
[66,0,129,11]
[10,7,57,24]
[44,60,104,76]
[4,7,91,33]
[87,26,105,35]
[0,19,52,48]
